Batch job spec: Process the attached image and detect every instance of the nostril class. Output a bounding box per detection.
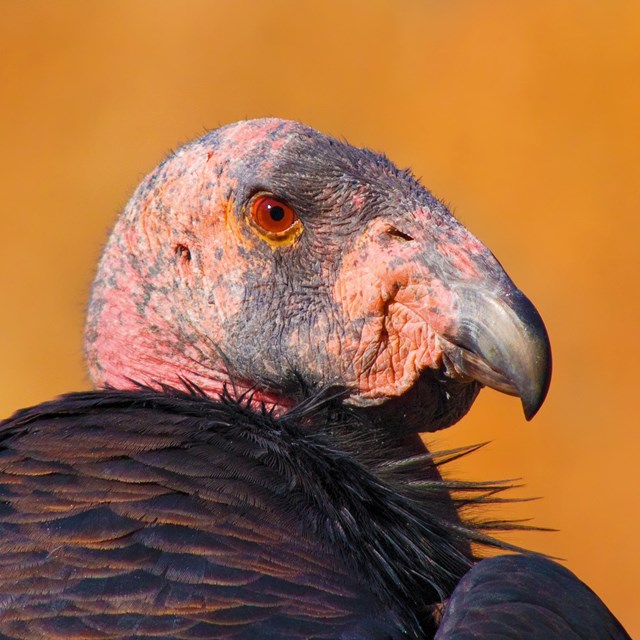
[386,226,414,242]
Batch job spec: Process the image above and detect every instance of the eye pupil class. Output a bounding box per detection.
[269,205,285,222]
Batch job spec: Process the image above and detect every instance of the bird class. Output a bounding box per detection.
[0,118,629,639]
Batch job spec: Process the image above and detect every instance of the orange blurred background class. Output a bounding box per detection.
[1,0,638,634]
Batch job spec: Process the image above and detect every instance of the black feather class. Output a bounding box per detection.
[0,386,526,639]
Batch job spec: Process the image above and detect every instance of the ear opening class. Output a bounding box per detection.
[174,243,193,279]
[175,244,192,262]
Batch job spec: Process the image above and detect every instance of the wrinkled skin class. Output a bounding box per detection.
[86,118,550,432]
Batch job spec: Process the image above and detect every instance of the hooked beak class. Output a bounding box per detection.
[441,287,552,420]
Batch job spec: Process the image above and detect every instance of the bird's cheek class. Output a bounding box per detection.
[339,289,453,404]
[333,246,455,405]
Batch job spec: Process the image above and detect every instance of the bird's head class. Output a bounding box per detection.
[85,119,551,432]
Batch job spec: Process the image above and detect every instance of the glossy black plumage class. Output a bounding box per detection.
[0,388,629,639]
[0,388,471,639]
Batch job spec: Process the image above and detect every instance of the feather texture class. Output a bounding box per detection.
[0,387,505,639]
[0,389,629,639]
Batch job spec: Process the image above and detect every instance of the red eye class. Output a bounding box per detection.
[251,195,298,235]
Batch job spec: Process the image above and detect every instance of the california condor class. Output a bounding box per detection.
[0,119,628,639]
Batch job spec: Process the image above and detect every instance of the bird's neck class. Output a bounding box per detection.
[84,263,295,413]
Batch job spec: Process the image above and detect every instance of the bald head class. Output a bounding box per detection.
[85,119,550,430]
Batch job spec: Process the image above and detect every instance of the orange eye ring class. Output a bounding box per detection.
[249,194,300,238]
